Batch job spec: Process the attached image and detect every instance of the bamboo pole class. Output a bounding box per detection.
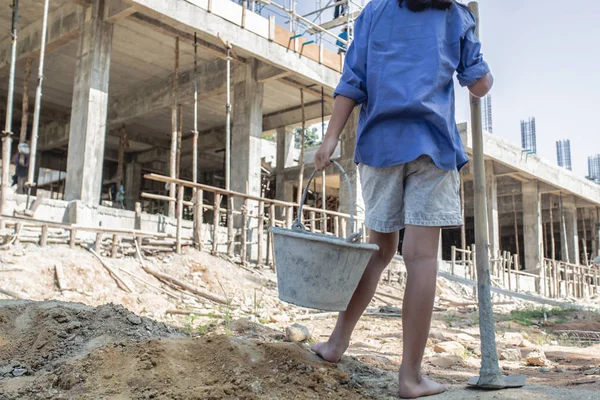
[26,0,51,202]
[297,89,306,204]
[257,200,265,266]
[176,104,183,179]
[212,193,221,255]
[193,33,199,186]
[549,195,556,260]
[194,189,203,248]
[225,46,232,191]
[468,2,503,387]
[176,184,184,254]
[19,58,32,143]
[169,36,180,218]
[227,196,234,256]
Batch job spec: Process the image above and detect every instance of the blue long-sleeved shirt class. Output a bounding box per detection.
[334,0,490,171]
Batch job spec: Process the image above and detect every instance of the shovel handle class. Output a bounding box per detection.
[293,160,361,243]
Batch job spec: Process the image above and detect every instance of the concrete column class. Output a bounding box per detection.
[338,109,364,231]
[594,207,599,258]
[275,126,295,213]
[232,59,264,241]
[65,0,113,206]
[125,162,141,210]
[559,195,569,262]
[562,195,579,265]
[485,160,499,258]
[522,181,542,272]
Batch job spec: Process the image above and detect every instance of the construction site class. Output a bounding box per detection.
[1,0,600,399]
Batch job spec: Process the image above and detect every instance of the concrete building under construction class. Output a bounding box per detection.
[1,0,600,298]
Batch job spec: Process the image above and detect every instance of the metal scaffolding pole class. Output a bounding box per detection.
[225,47,232,191]
[193,33,199,185]
[169,36,180,217]
[2,0,19,222]
[26,0,50,206]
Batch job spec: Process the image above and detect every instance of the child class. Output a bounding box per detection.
[312,0,493,398]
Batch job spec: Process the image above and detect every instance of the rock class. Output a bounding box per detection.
[455,333,477,343]
[429,356,460,368]
[12,368,27,377]
[434,341,465,357]
[270,314,290,323]
[550,340,558,346]
[429,330,445,340]
[250,381,262,394]
[503,332,524,346]
[499,349,522,362]
[127,314,142,325]
[539,367,551,373]
[584,368,599,376]
[519,339,535,348]
[285,323,310,343]
[553,366,566,373]
[526,350,548,367]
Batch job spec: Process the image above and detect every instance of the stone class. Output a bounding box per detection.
[127,314,142,325]
[550,340,558,345]
[584,368,599,376]
[434,341,466,357]
[429,330,445,340]
[455,333,477,343]
[503,332,524,346]
[285,323,310,343]
[270,314,290,323]
[539,367,551,373]
[519,339,535,348]
[12,368,27,377]
[526,350,548,367]
[429,356,460,368]
[499,349,522,362]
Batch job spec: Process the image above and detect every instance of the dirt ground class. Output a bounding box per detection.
[1,243,600,399]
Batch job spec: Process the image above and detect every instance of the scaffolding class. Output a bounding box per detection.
[589,154,600,183]
[556,139,572,171]
[481,94,493,134]
[520,117,537,154]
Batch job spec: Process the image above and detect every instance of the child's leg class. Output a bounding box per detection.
[398,225,446,399]
[311,230,399,362]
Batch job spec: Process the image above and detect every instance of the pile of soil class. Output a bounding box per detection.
[0,300,182,379]
[0,301,385,400]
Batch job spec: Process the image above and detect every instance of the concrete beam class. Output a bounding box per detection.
[263,100,332,132]
[0,4,85,72]
[126,0,341,90]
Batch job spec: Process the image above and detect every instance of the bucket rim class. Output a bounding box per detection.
[269,227,379,251]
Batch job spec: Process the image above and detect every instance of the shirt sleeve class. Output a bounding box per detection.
[333,7,372,104]
[456,16,490,87]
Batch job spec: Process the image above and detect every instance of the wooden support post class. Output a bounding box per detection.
[268,203,276,270]
[297,89,306,205]
[451,246,456,275]
[549,195,556,260]
[95,233,102,253]
[512,195,520,261]
[582,209,589,265]
[20,58,32,143]
[169,36,180,218]
[286,205,293,229]
[460,171,467,262]
[176,104,183,179]
[341,217,347,238]
[309,211,316,233]
[241,198,248,266]
[69,229,77,249]
[194,189,203,248]
[334,216,340,237]
[116,126,127,194]
[507,254,513,291]
[594,268,598,295]
[227,196,234,257]
[257,200,265,266]
[111,234,119,258]
[212,193,221,255]
[40,225,48,247]
[176,184,184,254]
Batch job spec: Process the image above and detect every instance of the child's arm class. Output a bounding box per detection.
[315,95,356,171]
[457,12,492,97]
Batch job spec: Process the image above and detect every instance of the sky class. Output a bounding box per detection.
[287,0,600,179]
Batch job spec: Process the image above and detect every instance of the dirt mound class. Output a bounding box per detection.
[0,300,183,378]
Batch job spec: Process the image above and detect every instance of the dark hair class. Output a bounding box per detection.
[398,0,454,12]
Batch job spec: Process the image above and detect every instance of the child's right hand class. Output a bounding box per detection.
[314,135,338,172]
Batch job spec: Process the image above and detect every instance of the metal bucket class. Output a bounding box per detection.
[269,161,379,311]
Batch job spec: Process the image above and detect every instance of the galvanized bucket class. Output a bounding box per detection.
[269,161,379,311]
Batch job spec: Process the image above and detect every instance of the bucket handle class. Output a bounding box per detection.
[293,160,362,243]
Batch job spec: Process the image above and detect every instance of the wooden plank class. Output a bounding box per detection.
[69,229,77,249]
[40,225,48,247]
[112,235,120,258]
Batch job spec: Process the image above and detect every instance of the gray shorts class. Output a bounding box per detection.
[359,156,463,233]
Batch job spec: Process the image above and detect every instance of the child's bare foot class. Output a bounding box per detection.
[398,369,447,399]
[310,341,347,363]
